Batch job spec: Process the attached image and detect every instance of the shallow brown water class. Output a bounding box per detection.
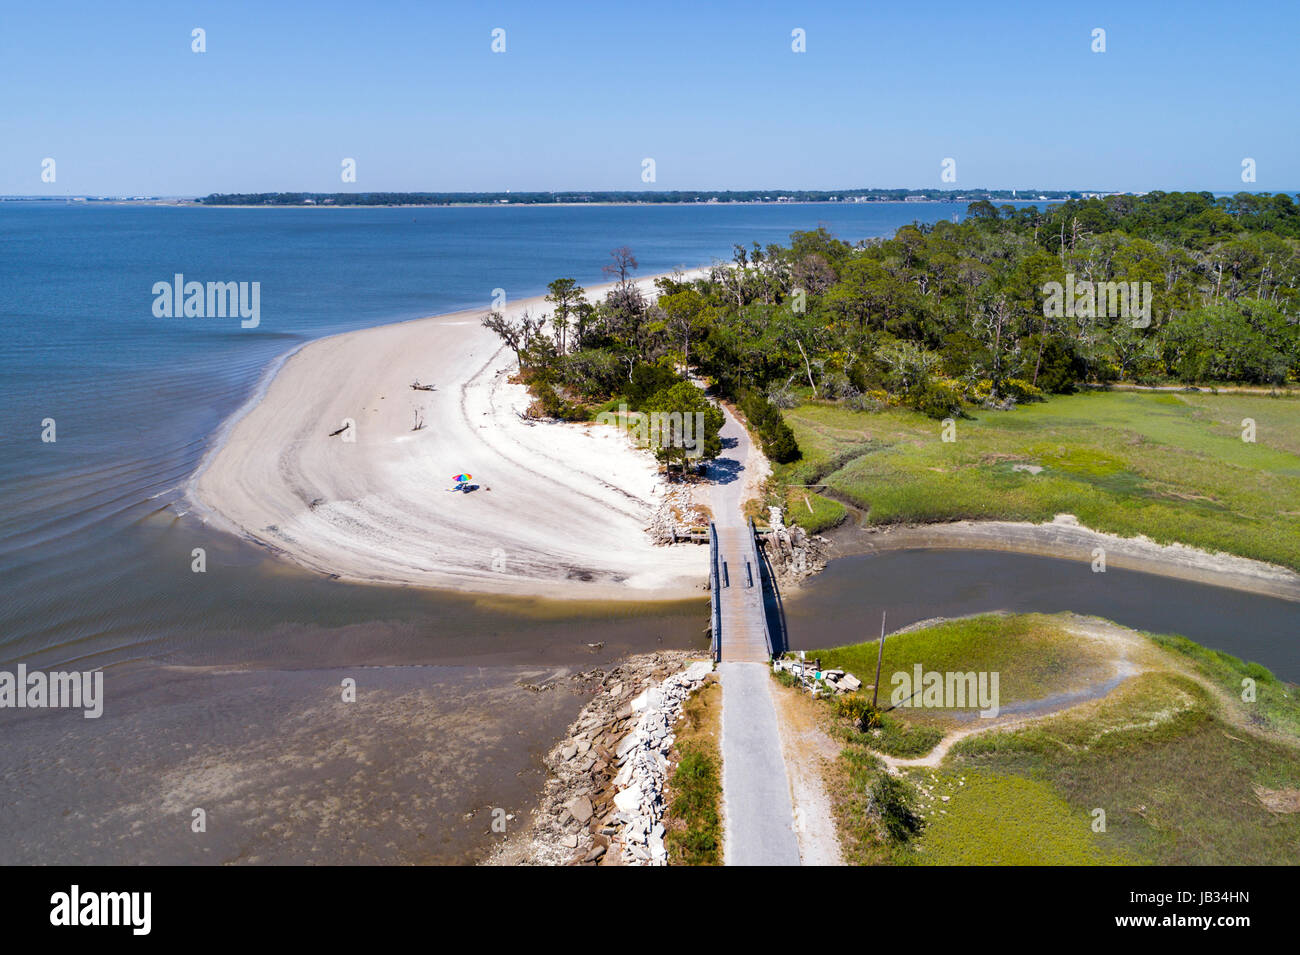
[0,516,709,865]
[784,547,1300,682]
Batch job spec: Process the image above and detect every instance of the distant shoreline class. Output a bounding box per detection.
[3,198,1058,209]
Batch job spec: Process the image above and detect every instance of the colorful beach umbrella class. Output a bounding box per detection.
[452,473,472,483]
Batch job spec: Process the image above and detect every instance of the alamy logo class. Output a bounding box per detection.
[152,274,260,328]
[0,665,103,718]
[1042,273,1152,328]
[890,665,1000,718]
[595,404,707,458]
[50,886,150,935]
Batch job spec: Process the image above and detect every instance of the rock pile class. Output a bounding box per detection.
[763,506,831,586]
[484,651,714,867]
[647,483,709,545]
[607,659,713,864]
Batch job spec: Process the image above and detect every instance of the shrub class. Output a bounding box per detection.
[766,382,798,409]
[533,382,587,421]
[1001,377,1044,401]
[774,669,800,688]
[1030,336,1086,393]
[867,773,926,843]
[836,693,871,722]
[836,693,884,729]
[625,362,681,407]
[845,392,886,412]
[665,743,721,865]
[739,390,802,463]
[908,378,964,419]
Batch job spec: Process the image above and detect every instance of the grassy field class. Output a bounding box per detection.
[662,677,722,866]
[782,485,847,534]
[948,671,1300,865]
[810,613,1115,725]
[905,771,1132,865]
[775,391,1300,569]
[810,614,1300,866]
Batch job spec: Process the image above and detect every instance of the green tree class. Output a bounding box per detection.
[545,278,586,354]
[644,381,724,473]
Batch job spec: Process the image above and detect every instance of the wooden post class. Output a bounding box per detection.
[871,610,886,708]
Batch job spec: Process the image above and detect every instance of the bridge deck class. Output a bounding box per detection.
[714,525,771,663]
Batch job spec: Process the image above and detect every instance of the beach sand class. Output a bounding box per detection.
[191,271,712,600]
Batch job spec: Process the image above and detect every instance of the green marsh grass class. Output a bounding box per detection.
[779,391,1300,569]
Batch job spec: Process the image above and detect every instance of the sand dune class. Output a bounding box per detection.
[191,272,712,599]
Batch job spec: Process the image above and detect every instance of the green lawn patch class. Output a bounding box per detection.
[809,613,1113,717]
[904,771,1131,865]
[784,487,847,533]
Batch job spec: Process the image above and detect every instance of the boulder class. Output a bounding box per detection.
[613,785,643,814]
[566,796,593,825]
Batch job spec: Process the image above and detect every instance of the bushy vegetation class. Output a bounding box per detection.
[663,679,723,866]
[868,774,926,843]
[485,192,1298,479]
[484,262,727,471]
[835,692,878,726]
[737,390,800,462]
[664,744,721,865]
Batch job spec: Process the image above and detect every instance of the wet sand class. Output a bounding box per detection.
[0,661,602,865]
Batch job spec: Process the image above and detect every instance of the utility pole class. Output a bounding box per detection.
[871,610,886,708]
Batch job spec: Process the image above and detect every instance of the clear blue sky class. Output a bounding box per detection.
[3,0,1296,195]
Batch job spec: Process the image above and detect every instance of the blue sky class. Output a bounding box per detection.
[2,0,1296,195]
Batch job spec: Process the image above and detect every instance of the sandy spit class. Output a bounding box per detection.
[190,270,714,600]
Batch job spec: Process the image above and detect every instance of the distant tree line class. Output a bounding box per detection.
[197,188,1093,207]
[686,190,1300,419]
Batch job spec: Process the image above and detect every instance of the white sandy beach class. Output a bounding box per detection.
[191,271,714,600]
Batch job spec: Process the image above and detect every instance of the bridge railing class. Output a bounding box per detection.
[747,517,775,660]
[708,521,721,662]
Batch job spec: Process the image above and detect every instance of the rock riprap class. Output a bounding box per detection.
[484,651,714,866]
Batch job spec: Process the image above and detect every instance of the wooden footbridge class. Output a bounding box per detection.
[709,519,783,663]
